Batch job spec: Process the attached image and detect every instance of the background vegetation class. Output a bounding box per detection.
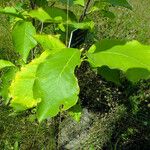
[0,0,150,149]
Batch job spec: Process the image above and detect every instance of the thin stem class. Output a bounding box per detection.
[66,0,69,46]
[29,0,36,26]
[79,0,92,22]
[39,22,44,34]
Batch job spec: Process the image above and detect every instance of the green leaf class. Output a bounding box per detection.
[0,60,15,69]
[33,48,81,122]
[0,68,18,103]
[28,8,51,22]
[35,0,48,7]
[68,21,94,30]
[29,7,77,23]
[45,7,77,22]
[12,21,37,62]
[10,51,50,111]
[103,0,132,9]
[98,66,121,84]
[74,0,85,6]
[87,40,150,82]
[101,10,115,19]
[88,1,108,14]
[68,103,82,122]
[126,68,150,82]
[35,34,66,51]
[88,39,126,53]
[0,7,24,18]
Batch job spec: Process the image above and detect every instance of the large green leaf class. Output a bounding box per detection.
[126,68,150,82]
[87,40,150,82]
[0,60,15,69]
[35,0,48,7]
[28,8,51,22]
[12,21,37,62]
[35,34,66,51]
[29,7,77,23]
[33,48,81,122]
[10,51,50,111]
[0,7,24,18]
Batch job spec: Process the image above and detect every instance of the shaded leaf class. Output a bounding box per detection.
[103,0,132,9]
[126,68,150,82]
[101,10,115,19]
[0,67,18,103]
[98,66,121,84]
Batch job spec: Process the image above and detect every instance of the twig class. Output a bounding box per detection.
[79,0,92,22]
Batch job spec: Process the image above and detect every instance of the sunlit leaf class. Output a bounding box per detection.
[35,34,66,51]
[0,6,24,18]
[87,40,150,82]
[0,60,15,69]
[12,21,37,62]
[10,51,50,111]
[33,48,81,122]
[29,7,77,23]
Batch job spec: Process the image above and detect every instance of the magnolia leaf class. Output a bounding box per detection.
[33,48,81,122]
[103,0,132,9]
[29,7,77,23]
[35,34,66,51]
[45,7,77,22]
[87,40,150,82]
[0,7,24,18]
[126,68,150,82]
[68,21,94,30]
[0,60,15,69]
[74,0,85,6]
[12,21,37,62]
[101,10,115,19]
[88,39,126,53]
[88,1,108,14]
[29,8,51,22]
[10,51,50,111]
